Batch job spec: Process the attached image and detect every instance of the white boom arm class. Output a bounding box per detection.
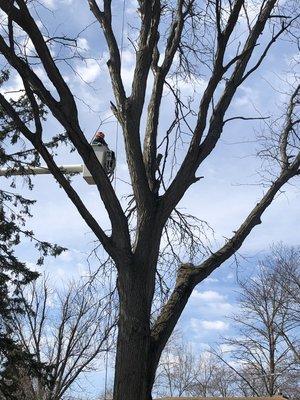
[0,164,83,176]
[0,144,115,184]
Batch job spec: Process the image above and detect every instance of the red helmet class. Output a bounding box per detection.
[96,131,105,138]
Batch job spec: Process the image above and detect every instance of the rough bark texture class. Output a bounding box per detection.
[114,268,153,400]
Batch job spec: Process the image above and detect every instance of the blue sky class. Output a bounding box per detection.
[1,0,300,397]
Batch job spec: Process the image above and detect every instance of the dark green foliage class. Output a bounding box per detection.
[0,194,41,399]
[0,69,66,398]
[0,69,71,177]
[0,338,49,400]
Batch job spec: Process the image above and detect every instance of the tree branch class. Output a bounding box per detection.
[1,0,76,112]
[88,0,126,108]
[88,0,154,213]
[143,0,192,190]
[0,12,131,252]
[161,0,280,220]
[151,160,300,370]
[130,0,161,118]
[0,92,117,256]
[280,84,300,168]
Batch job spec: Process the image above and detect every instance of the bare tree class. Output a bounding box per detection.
[98,387,114,400]
[154,335,236,398]
[214,248,300,399]
[10,278,116,400]
[271,245,300,362]
[154,336,197,397]
[189,356,237,398]
[0,1,299,399]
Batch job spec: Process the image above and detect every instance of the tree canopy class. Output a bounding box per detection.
[0,1,299,399]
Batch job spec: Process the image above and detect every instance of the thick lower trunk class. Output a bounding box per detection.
[113,315,152,400]
[113,265,156,400]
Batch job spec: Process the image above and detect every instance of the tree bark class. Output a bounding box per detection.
[113,263,156,400]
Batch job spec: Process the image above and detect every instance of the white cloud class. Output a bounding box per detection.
[75,59,102,83]
[233,84,259,109]
[121,64,135,91]
[190,290,234,314]
[166,75,207,97]
[0,74,24,101]
[219,343,236,353]
[205,277,219,283]
[217,302,234,313]
[42,0,55,8]
[55,267,67,279]
[25,261,40,272]
[191,289,225,302]
[190,317,229,332]
[77,38,90,52]
[204,320,228,331]
[76,262,89,276]
[41,0,73,9]
[58,250,73,262]
[126,0,138,14]
[121,50,135,65]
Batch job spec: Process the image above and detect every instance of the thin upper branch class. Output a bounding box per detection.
[143,0,192,190]
[88,0,126,108]
[2,0,76,111]
[129,0,161,118]
[161,0,280,219]
[280,84,300,168]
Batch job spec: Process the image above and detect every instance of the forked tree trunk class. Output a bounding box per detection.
[113,263,156,400]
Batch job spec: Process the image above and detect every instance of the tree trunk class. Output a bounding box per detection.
[113,263,156,400]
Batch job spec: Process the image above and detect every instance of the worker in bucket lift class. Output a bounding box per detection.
[91,131,116,175]
[92,131,108,147]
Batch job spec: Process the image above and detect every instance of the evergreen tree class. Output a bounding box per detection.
[0,69,65,399]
